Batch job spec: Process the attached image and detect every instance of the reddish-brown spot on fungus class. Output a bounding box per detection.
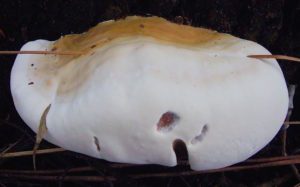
[157,111,179,131]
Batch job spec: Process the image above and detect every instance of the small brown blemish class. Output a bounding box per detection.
[139,24,145,28]
[90,44,97,49]
[28,82,34,85]
[191,124,209,144]
[93,136,100,152]
[157,111,179,132]
[51,47,57,51]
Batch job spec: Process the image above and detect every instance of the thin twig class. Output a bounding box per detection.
[133,158,300,179]
[0,174,116,182]
[1,155,300,175]
[1,158,300,182]
[246,154,300,163]
[285,121,300,125]
[248,54,300,62]
[0,148,65,158]
[0,166,91,175]
[0,50,84,56]
[284,85,300,181]
[0,139,22,157]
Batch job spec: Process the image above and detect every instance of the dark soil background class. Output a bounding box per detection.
[0,0,300,186]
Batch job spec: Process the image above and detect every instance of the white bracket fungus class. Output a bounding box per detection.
[10,16,289,171]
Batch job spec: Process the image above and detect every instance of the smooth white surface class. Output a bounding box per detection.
[11,36,289,170]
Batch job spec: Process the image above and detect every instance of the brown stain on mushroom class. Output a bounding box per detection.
[52,16,225,56]
[36,16,234,95]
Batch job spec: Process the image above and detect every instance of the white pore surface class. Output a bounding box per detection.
[11,37,288,170]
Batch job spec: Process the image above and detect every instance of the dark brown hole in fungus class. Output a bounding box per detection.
[139,24,145,28]
[157,111,179,132]
[173,139,188,162]
[90,44,97,49]
[28,82,34,85]
[93,136,101,152]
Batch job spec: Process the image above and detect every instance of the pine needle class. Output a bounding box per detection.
[248,55,300,62]
[0,50,84,56]
[1,147,65,158]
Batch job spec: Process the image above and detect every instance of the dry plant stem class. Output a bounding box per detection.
[1,52,299,60]
[1,155,300,175]
[283,124,288,156]
[148,159,300,178]
[248,54,300,62]
[292,165,300,182]
[283,84,291,156]
[1,145,300,161]
[0,50,84,56]
[0,138,22,157]
[33,104,51,170]
[285,121,300,125]
[246,154,300,163]
[0,148,65,158]
[284,85,300,181]
[0,166,92,175]
[2,159,300,182]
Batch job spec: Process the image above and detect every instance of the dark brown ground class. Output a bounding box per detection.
[1,0,300,186]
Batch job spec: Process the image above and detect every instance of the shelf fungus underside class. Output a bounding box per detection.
[10,16,288,171]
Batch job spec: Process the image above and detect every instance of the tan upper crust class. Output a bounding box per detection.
[52,16,227,54]
[40,16,233,95]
